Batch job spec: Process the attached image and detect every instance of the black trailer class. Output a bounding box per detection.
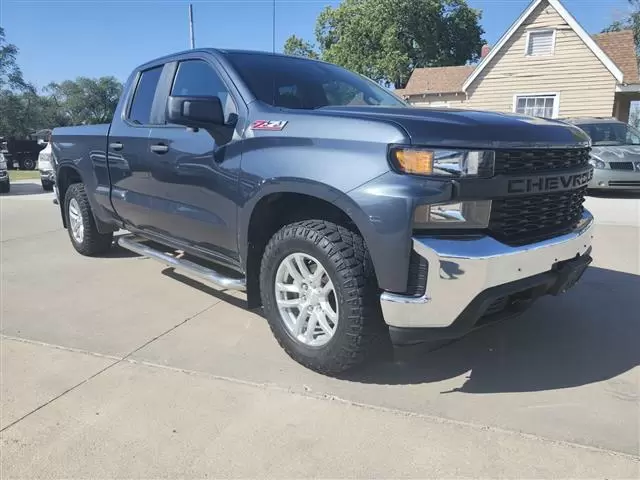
[1,138,45,170]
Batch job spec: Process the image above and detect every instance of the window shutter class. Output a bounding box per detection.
[527,31,554,56]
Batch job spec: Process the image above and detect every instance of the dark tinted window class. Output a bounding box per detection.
[171,60,235,121]
[224,53,405,110]
[128,66,163,125]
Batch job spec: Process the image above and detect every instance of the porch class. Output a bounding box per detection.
[613,86,640,122]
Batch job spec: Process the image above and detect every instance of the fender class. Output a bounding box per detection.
[238,177,349,264]
[56,162,119,234]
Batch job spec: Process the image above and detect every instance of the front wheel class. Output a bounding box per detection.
[260,220,386,374]
[64,183,113,256]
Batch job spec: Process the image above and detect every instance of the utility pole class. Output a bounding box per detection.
[189,4,195,49]
[272,0,276,53]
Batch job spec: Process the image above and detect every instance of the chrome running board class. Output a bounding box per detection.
[117,234,246,291]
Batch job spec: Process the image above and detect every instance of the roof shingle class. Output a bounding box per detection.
[593,30,639,84]
[399,65,475,96]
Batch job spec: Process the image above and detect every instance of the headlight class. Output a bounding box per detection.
[38,151,53,170]
[390,147,495,177]
[414,200,492,229]
[588,155,605,169]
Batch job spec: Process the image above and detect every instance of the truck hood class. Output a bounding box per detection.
[591,145,640,162]
[314,106,591,149]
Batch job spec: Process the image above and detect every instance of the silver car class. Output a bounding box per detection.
[565,117,640,191]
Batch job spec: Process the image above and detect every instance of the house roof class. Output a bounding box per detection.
[463,0,625,90]
[399,65,475,96]
[593,30,639,84]
[397,0,638,97]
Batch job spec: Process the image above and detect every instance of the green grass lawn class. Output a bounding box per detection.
[9,170,40,181]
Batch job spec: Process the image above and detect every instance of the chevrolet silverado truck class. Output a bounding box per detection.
[51,49,595,374]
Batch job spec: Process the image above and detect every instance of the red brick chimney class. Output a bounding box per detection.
[481,44,491,58]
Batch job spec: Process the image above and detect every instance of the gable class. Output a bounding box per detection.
[463,0,623,91]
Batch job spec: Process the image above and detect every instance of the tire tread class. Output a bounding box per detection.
[260,220,385,374]
[65,183,113,256]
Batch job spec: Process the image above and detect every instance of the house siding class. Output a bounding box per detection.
[407,93,466,108]
[465,0,617,118]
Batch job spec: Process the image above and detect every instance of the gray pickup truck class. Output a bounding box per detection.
[51,49,594,374]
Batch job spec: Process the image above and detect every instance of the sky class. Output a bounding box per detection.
[0,0,635,90]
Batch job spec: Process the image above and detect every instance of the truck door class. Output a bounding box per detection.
[107,64,166,231]
[144,58,243,265]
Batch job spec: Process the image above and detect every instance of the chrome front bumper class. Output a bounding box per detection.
[381,210,594,329]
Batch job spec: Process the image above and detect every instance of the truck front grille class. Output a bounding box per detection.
[494,148,590,175]
[488,187,587,245]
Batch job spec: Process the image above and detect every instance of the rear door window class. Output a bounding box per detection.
[128,66,163,125]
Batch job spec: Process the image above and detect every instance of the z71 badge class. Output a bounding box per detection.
[251,120,288,131]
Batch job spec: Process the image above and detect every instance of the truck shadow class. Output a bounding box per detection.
[161,267,251,311]
[342,266,640,393]
[99,243,140,259]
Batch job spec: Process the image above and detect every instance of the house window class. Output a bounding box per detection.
[526,29,555,56]
[514,94,558,118]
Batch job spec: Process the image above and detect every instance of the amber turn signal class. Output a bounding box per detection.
[391,148,433,175]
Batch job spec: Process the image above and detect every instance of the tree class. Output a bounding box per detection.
[0,26,29,92]
[283,35,319,59]
[603,0,640,56]
[0,26,41,138]
[46,77,123,125]
[284,0,484,88]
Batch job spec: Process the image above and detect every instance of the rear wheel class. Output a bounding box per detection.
[64,183,113,256]
[260,220,385,374]
[42,180,54,192]
[0,182,9,194]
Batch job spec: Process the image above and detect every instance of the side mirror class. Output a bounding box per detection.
[166,95,225,129]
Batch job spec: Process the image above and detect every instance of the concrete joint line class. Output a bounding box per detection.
[0,302,218,433]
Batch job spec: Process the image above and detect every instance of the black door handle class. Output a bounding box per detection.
[109,142,123,151]
[150,143,169,154]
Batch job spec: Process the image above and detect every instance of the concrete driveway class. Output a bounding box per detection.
[1,180,639,478]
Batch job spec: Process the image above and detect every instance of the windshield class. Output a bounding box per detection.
[224,52,406,110]
[577,122,640,146]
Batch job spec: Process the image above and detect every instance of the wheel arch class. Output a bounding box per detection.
[56,165,83,228]
[56,165,116,234]
[241,183,376,309]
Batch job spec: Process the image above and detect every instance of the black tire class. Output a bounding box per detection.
[20,157,36,170]
[260,220,386,374]
[0,182,9,194]
[42,180,54,192]
[64,183,113,256]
